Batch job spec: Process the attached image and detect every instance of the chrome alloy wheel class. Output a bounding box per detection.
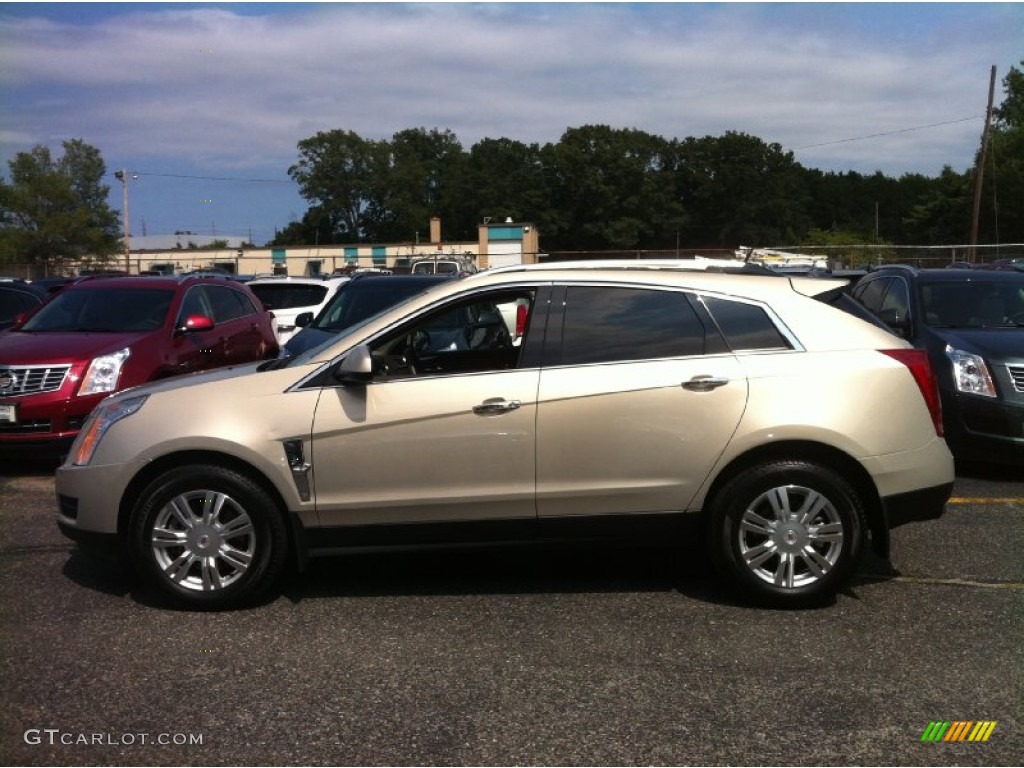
[150,490,256,592]
[737,484,845,589]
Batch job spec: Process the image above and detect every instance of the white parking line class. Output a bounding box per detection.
[892,576,1024,590]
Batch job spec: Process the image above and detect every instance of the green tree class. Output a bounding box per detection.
[677,132,811,248]
[0,139,121,274]
[544,125,685,250]
[288,130,390,242]
[269,205,339,247]
[370,128,469,242]
[901,166,972,243]
[462,137,552,234]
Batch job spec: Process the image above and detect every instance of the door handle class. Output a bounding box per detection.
[682,375,729,392]
[473,398,522,415]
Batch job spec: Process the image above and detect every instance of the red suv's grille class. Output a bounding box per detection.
[0,365,70,396]
[0,418,52,434]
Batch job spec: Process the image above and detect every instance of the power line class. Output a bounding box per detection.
[793,115,983,150]
[135,172,294,184]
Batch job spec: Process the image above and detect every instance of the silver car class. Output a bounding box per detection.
[55,262,955,609]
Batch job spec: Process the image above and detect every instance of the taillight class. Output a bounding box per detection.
[515,303,528,338]
[880,349,944,437]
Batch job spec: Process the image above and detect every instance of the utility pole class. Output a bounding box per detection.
[970,66,997,261]
[114,170,137,273]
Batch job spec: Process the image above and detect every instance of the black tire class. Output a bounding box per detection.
[129,465,288,609]
[707,460,866,607]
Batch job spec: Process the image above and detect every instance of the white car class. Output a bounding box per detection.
[247,276,350,344]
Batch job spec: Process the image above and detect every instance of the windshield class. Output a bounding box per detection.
[311,280,444,332]
[248,283,327,310]
[920,279,1024,328]
[20,287,174,332]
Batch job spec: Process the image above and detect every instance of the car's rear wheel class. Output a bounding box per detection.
[129,465,288,609]
[708,460,866,606]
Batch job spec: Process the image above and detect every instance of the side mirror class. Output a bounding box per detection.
[10,312,27,330]
[333,344,373,385]
[295,311,314,328]
[175,314,215,335]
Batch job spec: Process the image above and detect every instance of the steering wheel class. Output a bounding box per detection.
[412,329,431,353]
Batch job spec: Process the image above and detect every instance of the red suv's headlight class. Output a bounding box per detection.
[79,347,130,395]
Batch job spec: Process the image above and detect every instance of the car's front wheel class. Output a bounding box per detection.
[129,465,288,609]
[708,460,866,606]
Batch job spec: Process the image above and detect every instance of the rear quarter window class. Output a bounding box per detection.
[249,284,327,309]
[701,296,791,351]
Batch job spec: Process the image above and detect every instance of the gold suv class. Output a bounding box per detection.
[55,263,955,609]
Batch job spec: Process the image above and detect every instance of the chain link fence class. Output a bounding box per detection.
[5,244,1024,278]
[543,244,1024,269]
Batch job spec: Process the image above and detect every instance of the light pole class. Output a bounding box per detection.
[114,170,137,273]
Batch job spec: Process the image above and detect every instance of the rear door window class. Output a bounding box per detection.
[558,286,707,365]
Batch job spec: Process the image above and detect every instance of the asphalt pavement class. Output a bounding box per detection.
[1,458,1021,766]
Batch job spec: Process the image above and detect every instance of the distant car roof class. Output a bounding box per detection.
[353,273,452,283]
[248,275,350,284]
[913,269,1024,282]
[63,275,250,290]
[0,278,48,298]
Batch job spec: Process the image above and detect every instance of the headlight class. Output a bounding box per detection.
[71,394,148,466]
[79,347,131,395]
[945,345,996,397]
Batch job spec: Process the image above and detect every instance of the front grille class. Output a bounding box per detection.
[0,365,70,396]
[1008,364,1024,393]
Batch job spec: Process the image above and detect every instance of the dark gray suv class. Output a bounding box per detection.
[283,274,453,357]
[851,265,1024,465]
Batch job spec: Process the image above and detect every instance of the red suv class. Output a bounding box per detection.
[0,275,278,453]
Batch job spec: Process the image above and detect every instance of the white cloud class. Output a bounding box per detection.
[1,2,1020,240]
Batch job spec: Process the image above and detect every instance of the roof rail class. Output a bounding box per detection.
[481,258,758,276]
[866,263,920,274]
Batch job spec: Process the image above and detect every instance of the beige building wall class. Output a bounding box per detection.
[119,219,540,276]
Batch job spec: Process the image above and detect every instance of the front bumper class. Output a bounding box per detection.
[0,390,105,451]
[944,392,1024,466]
[55,458,142,541]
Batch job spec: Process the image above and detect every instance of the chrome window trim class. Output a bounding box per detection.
[285,280,552,393]
[692,289,805,353]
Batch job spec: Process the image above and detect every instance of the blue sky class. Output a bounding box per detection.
[2,2,1022,246]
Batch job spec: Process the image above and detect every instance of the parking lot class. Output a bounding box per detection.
[0,457,1019,766]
